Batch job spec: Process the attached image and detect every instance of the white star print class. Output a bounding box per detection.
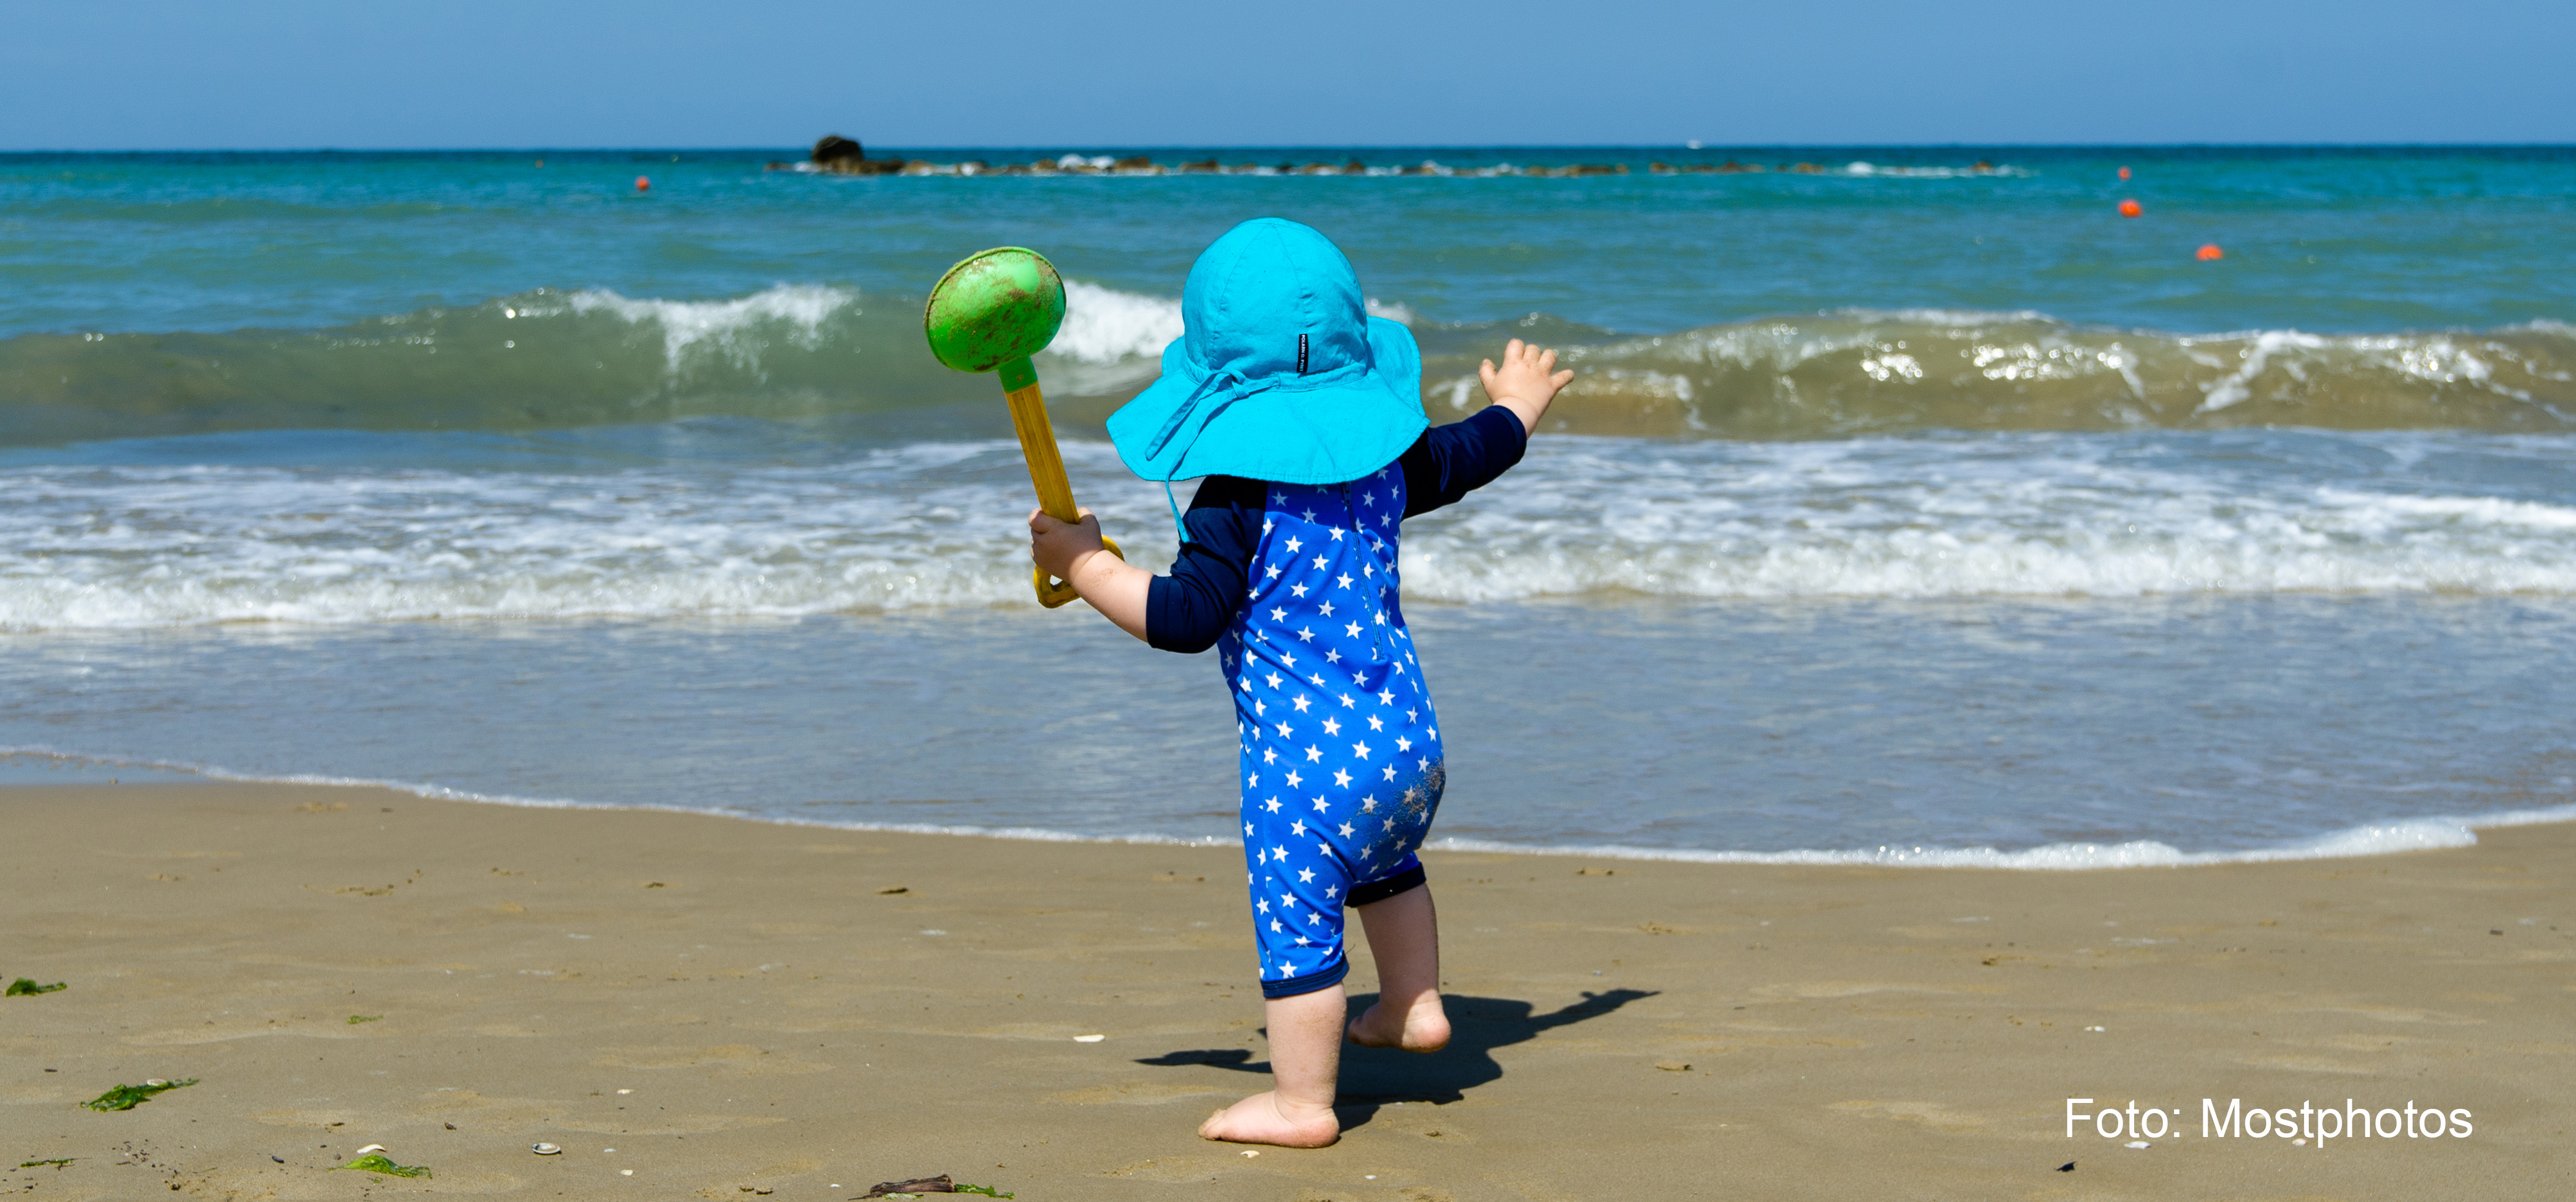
[1247,772,1260,788]
[1291,695,1312,713]
[1312,555,1329,571]
[1281,651,1297,669]
[1361,795,1377,812]
[1429,727,1438,740]
[1296,625,1314,643]
[1254,699,1266,717]
[1321,717,1342,736]
[1339,694,1357,709]
[1301,508,1317,522]
[1419,756,1433,771]
[1291,584,1309,598]
[1290,820,1306,837]
[1279,893,1297,909]
[1336,573,1354,589]
[1326,884,1341,898]
[1309,673,1327,687]
[1406,707,1419,722]
[1304,745,1323,763]
[1318,601,1336,617]
[1263,797,1281,813]
[1312,795,1332,812]
[1257,898,1270,913]
[1345,622,1362,638]
[1338,823,1354,837]
[1331,768,1352,787]
[1378,688,1396,704]
[1269,608,1287,623]
[1283,536,1302,553]
[1297,867,1314,883]
[1274,720,1291,737]
[1285,769,1303,787]
[1382,765,1397,781]
[1306,911,1322,925]
[1395,736,1413,752]
[1265,671,1282,687]
[1265,565,1281,579]
[1352,742,1372,760]
[1262,747,1278,764]
[1367,715,1384,731]
[1329,528,1344,541]
[1324,649,1342,663]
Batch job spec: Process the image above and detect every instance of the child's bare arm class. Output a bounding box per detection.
[1477,338,1575,435]
[1030,507,1152,641]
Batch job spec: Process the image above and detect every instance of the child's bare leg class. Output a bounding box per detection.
[1197,985,1344,1147]
[1346,885,1452,1052]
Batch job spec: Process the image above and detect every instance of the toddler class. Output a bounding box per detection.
[1028,218,1569,1148]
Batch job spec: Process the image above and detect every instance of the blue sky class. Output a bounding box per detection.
[4,0,2570,149]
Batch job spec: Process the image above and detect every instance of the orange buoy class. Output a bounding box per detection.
[635,176,651,192]
[2196,243,2224,260]
[2118,199,2143,218]
[2118,166,2131,180]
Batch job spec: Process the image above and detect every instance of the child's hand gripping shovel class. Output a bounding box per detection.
[923,248,1123,608]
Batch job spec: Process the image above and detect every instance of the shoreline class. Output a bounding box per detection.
[5,781,2566,1200]
[9,750,2576,874]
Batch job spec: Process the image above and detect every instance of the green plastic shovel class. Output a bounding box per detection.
[924,247,1123,608]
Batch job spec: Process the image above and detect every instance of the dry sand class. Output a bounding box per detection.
[3,783,2569,1200]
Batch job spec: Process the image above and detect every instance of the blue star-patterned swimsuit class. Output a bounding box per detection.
[1222,465,1445,997]
[1143,405,1527,998]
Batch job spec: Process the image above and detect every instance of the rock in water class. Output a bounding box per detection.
[811,133,905,176]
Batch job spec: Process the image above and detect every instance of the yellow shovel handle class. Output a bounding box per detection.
[1006,377,1123,608]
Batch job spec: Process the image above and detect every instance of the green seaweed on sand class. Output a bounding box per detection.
[81,1079,197,1111]
[6,978,67,996]
[18,1159,75,1168]
[334,1153,431,1178]
[347,1014,381,1024]
[954,1186,1014,1199]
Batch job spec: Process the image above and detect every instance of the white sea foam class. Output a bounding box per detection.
[12,746,2562,871]
[561,284,856,372]
[1050,281,1184,365]
[5,433,2575,631]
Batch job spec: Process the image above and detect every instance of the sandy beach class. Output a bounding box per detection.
[2,783,2567,1200]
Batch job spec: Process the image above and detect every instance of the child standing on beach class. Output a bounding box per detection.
[1028,218,1569,1148]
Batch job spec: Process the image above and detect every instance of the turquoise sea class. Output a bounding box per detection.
[4,146,2573,863]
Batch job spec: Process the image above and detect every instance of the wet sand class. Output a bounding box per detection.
[3,784,2567,1200]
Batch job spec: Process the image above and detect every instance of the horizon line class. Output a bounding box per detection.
[6,141,2575,156]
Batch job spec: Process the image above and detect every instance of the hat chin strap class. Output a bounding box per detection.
[1142,365,1274,477]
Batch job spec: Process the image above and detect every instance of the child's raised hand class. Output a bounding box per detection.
[1478,338,1575,435]
[1029,506,1106,582]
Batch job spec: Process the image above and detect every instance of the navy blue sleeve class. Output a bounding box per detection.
[1402,404,1529,517]
[1144,475,1263,654]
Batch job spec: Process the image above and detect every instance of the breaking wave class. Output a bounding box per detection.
[7,287,2574,449]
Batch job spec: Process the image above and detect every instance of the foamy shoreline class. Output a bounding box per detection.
[11,748,2570,872]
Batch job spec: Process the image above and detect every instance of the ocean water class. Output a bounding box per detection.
[5,146,2574,865]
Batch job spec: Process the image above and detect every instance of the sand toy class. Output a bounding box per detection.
[924,247,1123,607]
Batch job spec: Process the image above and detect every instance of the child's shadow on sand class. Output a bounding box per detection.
[1134,989,1656,1125]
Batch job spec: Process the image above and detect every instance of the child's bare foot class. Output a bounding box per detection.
[1197,1090,1340,1148]
[1346,993,1451,1053]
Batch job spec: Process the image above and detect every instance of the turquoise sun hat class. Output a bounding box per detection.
[1107,218,1427,487]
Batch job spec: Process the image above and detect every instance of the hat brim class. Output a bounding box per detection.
[1107,317,1429,485]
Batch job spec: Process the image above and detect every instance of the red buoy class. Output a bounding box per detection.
[2196,243,2224,260]
[2118,166,2131,180]
[2118,199,2143,218]
[635,176,651,192]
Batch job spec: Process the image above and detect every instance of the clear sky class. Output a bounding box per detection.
[4,0,2570,150]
